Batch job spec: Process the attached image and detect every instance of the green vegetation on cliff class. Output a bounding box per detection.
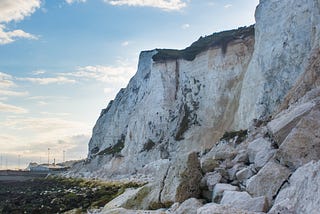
[153,25,254,62]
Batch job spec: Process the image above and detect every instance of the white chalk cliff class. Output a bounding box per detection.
[68,0,320,213]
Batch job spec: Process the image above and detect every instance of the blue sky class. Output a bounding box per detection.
[0,0,258,169]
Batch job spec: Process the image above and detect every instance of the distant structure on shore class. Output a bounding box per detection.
[26,162,69,172]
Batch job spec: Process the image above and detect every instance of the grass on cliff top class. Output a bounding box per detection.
[152,25,254,62]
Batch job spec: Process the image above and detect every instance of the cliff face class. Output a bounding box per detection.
[235,0,320,128]
[70,0,320,185]
[84,34,254,179]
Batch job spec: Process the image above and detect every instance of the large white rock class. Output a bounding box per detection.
[247,138,275,170]
[104,187,145,210]
[197,203,259,214]
[246,161,291,204]
[220,190,268,212]
[269,161,320,214]
[160,152,202,205]
[103,183,162,210]
[275,105,320,170]
[267,101,315,145]
[100,208,166,214]
[171,198,203,214]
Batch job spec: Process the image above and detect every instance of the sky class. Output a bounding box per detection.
[0,0,258,169]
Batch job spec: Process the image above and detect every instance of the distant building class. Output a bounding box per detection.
[26,162,69,172]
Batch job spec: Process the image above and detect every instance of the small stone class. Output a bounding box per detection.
[227,163,245,181]
[213,143,238,160]
[206,172,222,191]
[212,183,239,203]
[236,167,254,182]
[200,157,220,174]
[232,150,249,164]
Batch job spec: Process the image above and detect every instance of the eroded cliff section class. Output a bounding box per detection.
[73,28,255,180]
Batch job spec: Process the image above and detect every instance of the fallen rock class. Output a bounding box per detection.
[165,202,180,213]
[267,101,314,145]
[246,161,291,204]
[247,138,275,170]
[104,187,145,209]
[205,172,222,191]
[236,167,254,182]
[227,163,245,181]
[104,183,162,210]
[161,152,202,205]
[200,155,220,174]
[212,183,239,203]
[213,142,238,160]
[197,203,258,214]
[220,190,268,212]
[275,106,320,170]
[100,208,166,214]
[269,160,320,214]
[172,198,203,214]
[232,150,249,164]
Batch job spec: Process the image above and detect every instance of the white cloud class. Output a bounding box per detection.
[37,101,48,106]
[104,0,187,11]
[0,72,15,88]
[0,25,38,45]
[0,102,28,114]
[62,65,136,85]
[66,0,87,4]
[18,76,76,85]
[224,4,232,9]
[181,23,190,29]
[32,70,46,75]
[104,87,115,94]
[121,41,130,47]
[0,72,29,97]
[26,96,69,101]
[0,89,29,97]
[40,112,70,116]
[0,0,40,45]
[3,117,90,136]
[0,0,41,23]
